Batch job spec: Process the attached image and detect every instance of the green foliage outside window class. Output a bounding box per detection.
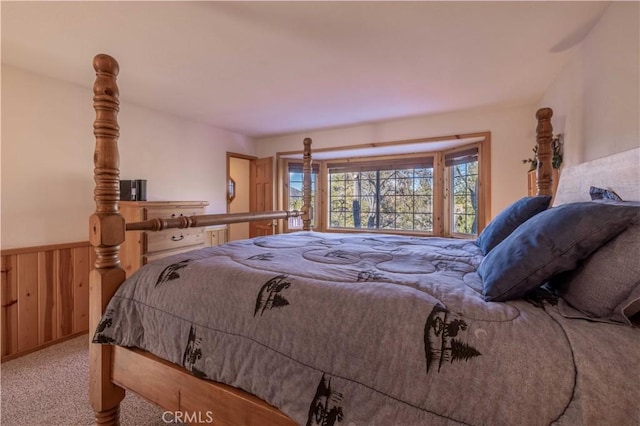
[451,161,478,235]
[288,171,316,228]
[286,146,481,236]
[329,167,434,232]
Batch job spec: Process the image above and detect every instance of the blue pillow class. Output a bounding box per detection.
[476,196,551,255]
[551,200,640,325]
[480,201,639,302]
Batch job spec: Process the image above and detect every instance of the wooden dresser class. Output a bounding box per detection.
[120,201,209,277]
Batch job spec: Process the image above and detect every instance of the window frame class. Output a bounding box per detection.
[278,133,490,238]
[444,144,482,238]
[281,159,321,232]
[326,155,436,233]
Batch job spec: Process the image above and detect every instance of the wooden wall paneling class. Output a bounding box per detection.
[38,250,58,345]
[73,246,90,333]
[1,241,92,361]
[17,253,39,352]
[57,248,74,338]
[1,256,6,355]
[1,255,19,357]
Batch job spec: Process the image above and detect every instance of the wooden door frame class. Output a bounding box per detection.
[249,156,276,237]
[226,153,256,242]
[226,152,277,238]
[226,152,256,214]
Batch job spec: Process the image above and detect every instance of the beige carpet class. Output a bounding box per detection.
[1,335,175,426]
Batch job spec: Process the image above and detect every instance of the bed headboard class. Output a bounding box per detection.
[553,147,640,205]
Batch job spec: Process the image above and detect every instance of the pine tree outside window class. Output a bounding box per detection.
[286,162,318,230]
[327,158,434,232]
[445,147,479,236]
[280,136,488,237]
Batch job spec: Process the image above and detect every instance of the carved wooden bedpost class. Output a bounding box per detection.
[535,107,554,196]
[536,108,553,195]
[302,138,313,231]
[89,54,125,425]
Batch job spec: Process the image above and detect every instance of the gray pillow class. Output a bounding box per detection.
[589,186,623,201]
[476,196,551,255]
[551,201,640,325]
[479,201,639,302]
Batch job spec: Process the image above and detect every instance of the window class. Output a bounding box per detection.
[446,148,479,235]
[285,162,318,230]
[280,136,488,237]
[327,158,434,232]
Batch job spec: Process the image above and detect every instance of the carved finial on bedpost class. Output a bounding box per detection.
[302,138,313,231]
[91,53,125,268]
[535,107,554,196]
[89,53,125,426]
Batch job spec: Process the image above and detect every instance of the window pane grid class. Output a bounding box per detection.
[329,166,434,232]
[450,161,478,235]
[288,169,316,229]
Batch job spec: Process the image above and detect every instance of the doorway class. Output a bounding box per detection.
[227,153,276,241]
[227,154,252,241]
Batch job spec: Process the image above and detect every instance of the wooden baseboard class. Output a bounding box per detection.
[1,331,88,363]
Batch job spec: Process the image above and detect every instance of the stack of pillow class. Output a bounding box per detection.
[476,188,639,325]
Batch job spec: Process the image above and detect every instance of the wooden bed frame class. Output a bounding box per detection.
[88,53,555,425]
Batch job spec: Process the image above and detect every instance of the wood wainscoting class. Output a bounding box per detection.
[1,241,94,361]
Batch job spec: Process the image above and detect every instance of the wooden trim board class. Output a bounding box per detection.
[112,346,296,426]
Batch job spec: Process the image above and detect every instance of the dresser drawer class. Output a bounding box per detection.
[120,201,209,277]
[144,206,205,221]
[145,227,205,254]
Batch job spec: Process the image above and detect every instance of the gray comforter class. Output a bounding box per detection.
[94,232,640,425]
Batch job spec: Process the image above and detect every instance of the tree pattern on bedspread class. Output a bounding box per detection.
[254,274,292,316]
[183,325,207,378]
[155,259,192,287]
[424,304,481,373]
[92,310,116,344]
[306,374,345,426]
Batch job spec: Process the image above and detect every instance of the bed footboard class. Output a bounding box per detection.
[112,346,296,425]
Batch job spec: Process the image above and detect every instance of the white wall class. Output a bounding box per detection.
[256,3,640,218]
[1,66,254,249]
[255,104,538,218]
[7,3,631,250]
[540,2,640,166]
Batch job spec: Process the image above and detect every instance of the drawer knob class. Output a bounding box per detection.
[170,213,185,218]
[171,235,185,242]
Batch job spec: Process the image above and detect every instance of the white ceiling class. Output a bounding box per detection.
[1,1,608,138]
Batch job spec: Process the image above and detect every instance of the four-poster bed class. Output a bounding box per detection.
[89,54,639,425]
